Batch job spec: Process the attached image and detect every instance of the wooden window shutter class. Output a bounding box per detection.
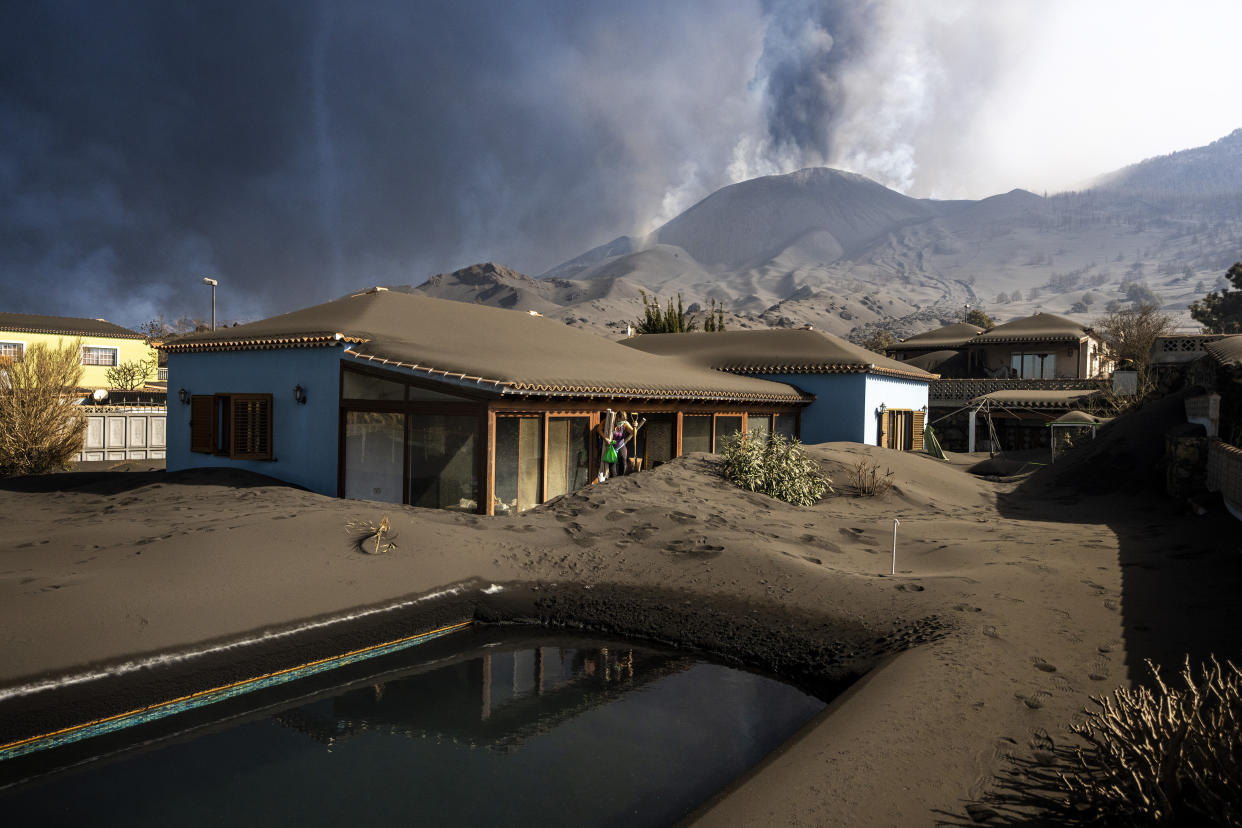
[190,395,216,454]
[912,410,925,452]
[878,410,890,448]
[229,394,273,460]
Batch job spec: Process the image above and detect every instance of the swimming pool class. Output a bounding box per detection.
[1,626,828,826]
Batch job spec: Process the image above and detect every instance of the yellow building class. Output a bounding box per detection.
[0,312,157,391]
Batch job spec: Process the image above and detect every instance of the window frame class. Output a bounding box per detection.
[81,345,120,367]
[0,341,26,363]
[188,392,274,460]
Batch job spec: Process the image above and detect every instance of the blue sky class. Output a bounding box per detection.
[2,0,1239,328]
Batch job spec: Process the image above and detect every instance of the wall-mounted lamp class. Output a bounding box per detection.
[178,388,190,405]
[877,403,887,416]
[293,384,307,404]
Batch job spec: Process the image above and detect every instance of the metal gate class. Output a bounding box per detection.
[76,406,167,462]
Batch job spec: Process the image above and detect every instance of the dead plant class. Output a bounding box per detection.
[347,515,397,555]
[847,458,894,497]
[1061,656,1242,825]
[0,339,86,476]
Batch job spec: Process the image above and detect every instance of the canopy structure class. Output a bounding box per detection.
[1046,409,1111,461]
[961,388,1105,455]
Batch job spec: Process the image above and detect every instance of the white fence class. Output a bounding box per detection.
[76,406,167,462]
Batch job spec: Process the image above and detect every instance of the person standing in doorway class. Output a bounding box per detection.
[612,412,635,476]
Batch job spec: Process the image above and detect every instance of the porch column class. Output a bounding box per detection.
[968,408,977,453]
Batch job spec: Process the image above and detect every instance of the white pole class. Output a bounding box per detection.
[891,518,900,575]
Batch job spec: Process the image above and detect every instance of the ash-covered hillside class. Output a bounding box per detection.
[376,130,1242,340]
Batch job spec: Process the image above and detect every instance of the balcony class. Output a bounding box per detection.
[930,378,1109,406]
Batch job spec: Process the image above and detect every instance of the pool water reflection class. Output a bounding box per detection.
[1,628,828,827]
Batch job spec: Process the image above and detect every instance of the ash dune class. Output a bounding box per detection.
[2,435,1239,824]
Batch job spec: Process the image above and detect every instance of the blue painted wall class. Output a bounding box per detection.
[166,346,343,495]
[750,372,929,446]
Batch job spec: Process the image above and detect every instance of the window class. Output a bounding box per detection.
[878,409,925,452]
[189,393,273,460]
[81,346,118,366]
[1010,352,1055,379]
[495,416,543,514]
[545,417,590,501]
[681,415,712,454]
[0,342,24,362]
[747,414,772,439]
[713,415,743,453]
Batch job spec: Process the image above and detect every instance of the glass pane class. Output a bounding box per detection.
[408,384,473,402]
[682,415,712,454]
[344,412,404,503]
[409,414,478,511]
[747,415,771,438]
[644,419,675,466]
[713,416,743,453]
[547,417,590,499]
[495,417,544,514]
[774,415,796,440]
[342,371,406,401]
[1042,354,1056,379]
[1011,353,1022,376]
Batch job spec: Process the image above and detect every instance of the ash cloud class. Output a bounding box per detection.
[1,1,1228,327]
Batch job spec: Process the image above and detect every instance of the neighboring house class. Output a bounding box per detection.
[963,313,1108,380]
[0,312,157,391]
[885,322,984,377]
[163,289,810,514]
[890,313,1111,452]
[621,328,935,450]
[1199,335,1242,523]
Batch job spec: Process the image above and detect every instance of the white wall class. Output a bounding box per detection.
[861,375,930,445]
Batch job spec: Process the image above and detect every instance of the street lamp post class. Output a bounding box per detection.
[202,277,218,330]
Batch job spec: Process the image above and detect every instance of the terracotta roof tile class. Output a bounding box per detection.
[622,329,935,381]
[0,312,145,340]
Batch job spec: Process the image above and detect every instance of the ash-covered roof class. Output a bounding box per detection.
[890,322,985,351]
[972,388,1102,408]
[1205,334,1242,368]
[621,328,935,381]
[0,312,145,340]
[967,313,1094,345]
[163,290,807,404]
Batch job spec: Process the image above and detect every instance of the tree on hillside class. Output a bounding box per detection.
[858,329,895,354]
[1093,303,1175,370]
[964,307,995,330]
[0,339,86,476]
[1189,261,1242,333]
[703,298,727,332]
[635,290,699,333]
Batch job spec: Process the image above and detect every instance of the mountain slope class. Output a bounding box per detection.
[370,129,1242,340]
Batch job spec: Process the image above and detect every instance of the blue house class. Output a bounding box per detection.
[163,289,810,513]
[621,329,935,450]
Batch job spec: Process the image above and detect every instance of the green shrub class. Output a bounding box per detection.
[718,431,831,506]
[1061,656,1242,825]
[0,340,86,476]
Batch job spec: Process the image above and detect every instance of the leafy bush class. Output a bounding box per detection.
[0,340,86,476]
[1061,656,1242,825]
[847,458,894,496]
[718,431,831,506]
